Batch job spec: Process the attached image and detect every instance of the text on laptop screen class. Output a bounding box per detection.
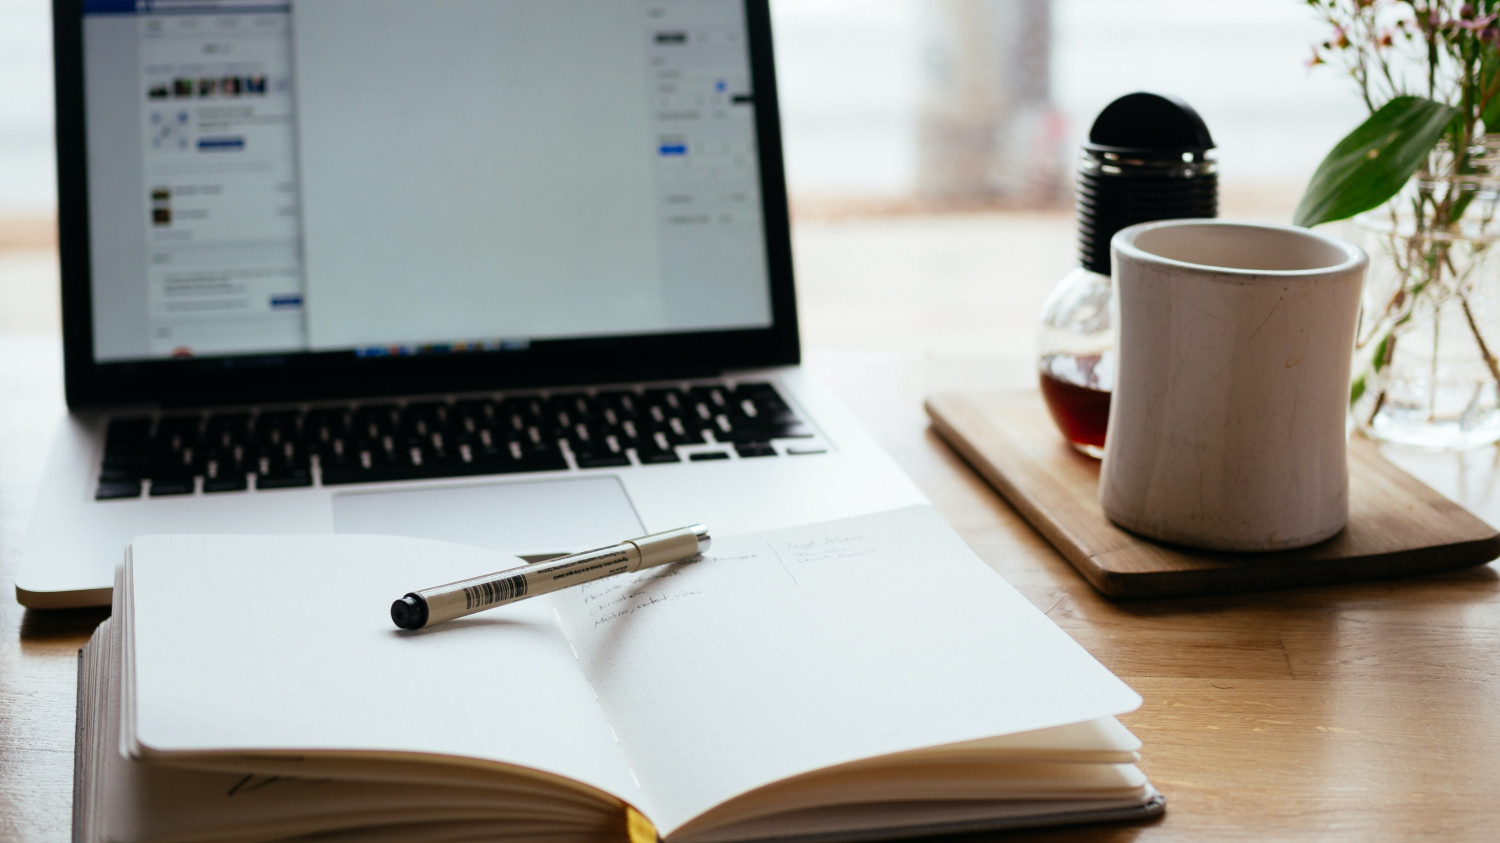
[80,0,774,363]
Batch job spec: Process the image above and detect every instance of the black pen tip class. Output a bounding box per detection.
[391,595,428,630]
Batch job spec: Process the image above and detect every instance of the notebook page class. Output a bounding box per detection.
[549,505,1143,835]
[126,534,639,803]
[93,618,620,843]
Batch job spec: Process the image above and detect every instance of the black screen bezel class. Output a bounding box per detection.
[54,0,799,409]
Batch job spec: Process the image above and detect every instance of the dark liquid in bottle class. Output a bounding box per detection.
[1038,353,1112,458]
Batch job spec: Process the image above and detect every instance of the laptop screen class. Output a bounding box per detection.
[70,0,785,376]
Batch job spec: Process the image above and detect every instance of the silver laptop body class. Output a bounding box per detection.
[20,0,923,608]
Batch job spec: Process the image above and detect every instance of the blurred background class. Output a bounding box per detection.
[1,0,1365,350]
[774,0,1361,212]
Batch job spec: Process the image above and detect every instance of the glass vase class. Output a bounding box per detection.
[1350,143,1500,450]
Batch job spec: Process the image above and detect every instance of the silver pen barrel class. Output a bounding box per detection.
[391,524,710,630]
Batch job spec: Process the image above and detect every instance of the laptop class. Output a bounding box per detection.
[18,0,926,608]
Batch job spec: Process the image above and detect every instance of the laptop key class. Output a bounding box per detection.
[735,442,777,458]
[664,419,706,445]
[203,475,250,493]
[256,470,313,490]
[549,393,598,422]
[354,405,401,440]
[156,414,203,440]
[402,403,451,439]
[716,423,815,443]
[95,480,143,500]
[99,457,148,482]
[734,382,791,412]
[635,443,681,464]
[149,477,195,497]
[596,390,640,416]
[688,385,730,409]
[305,407,354,442]
[573,449,632,469]
[150,450,196,480]
[499,396,545,425]
[516,444,569,473]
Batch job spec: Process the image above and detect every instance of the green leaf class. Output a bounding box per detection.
[1350,374,1366,406]
[1372,333,1391,373]
[1294,96,1459,228]
[1482,58,1500,134]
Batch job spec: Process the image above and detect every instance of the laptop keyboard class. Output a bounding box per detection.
[94,382,823,500]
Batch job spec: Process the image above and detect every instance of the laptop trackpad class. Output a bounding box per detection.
[331,476,645,556]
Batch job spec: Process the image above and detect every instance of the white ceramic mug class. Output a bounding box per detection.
[1099,220,1369,552]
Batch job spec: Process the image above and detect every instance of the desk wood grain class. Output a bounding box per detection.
[803,351,1500,843]
[2,339,1498,842]
[926,391,1500,598]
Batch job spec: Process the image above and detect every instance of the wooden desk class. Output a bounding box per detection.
[2,335,1497,842]
[3,210,1499,841]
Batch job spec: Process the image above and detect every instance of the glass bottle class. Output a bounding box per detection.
[1038,267,1114,458]
[1037,92,1217,458]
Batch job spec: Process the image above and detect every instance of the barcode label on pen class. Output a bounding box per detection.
[464,574,528,609]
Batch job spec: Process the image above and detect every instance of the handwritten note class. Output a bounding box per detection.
[780,533,877,564]
[581,561,707,630]
[576,533,892,633]
[572,532,885,631]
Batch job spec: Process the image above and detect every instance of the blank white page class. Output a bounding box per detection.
[126,534,638,804]
[95,619,620,843]
[549,505,1143,835]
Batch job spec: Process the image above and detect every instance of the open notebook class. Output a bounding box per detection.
[75,506,1164,842]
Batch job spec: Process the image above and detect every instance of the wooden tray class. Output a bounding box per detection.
[925,390,1500,599]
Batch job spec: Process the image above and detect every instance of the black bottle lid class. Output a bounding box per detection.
[1077,92,1217,275]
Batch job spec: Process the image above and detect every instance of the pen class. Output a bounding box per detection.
[390,524,711,630]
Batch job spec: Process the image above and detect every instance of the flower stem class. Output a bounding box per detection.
[1431,306,1441,422]
[1460,296,1500,393]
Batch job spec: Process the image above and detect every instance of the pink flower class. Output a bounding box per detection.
[1453,15,1497,32]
